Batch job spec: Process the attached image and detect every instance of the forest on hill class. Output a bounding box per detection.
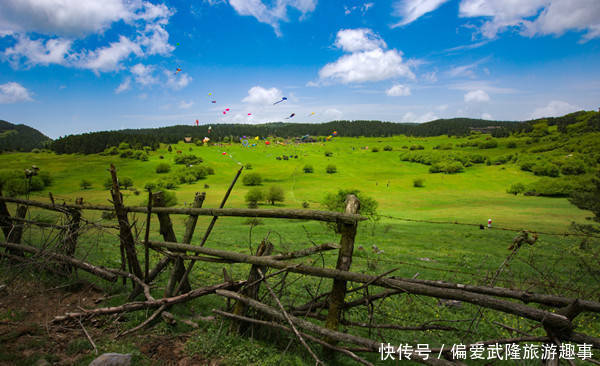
[0,120,51,152]
[49,118,530,154]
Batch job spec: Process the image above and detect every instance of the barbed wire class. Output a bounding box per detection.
[378,214,600,238]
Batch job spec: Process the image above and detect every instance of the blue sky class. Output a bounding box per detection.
[1,0,599,139]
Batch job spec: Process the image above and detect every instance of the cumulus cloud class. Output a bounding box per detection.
[115,77,131,94]
[464,89,490,102]
[318,29,415,84]
[392,0,450,27]
[227,0,317,36]
[481,112,492,119]
[0,82,33,103]
[334,29,386,52]
[530,100,579,119]
[131,63,157,85]
[165,71,192,90]
[76,36,142,73]
[1,0,175,72]
[242,86,284,105]
[459,0,600,41]
[386,84,411,96]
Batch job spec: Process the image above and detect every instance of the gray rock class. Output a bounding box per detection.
[89,353,132,366]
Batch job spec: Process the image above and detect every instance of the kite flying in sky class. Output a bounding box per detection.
[285,113,295,119]
[273,97,287,105]
[175,68,182,74]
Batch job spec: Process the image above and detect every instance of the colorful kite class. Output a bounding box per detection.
[285,113,295,119]
[247,113,252,116]
[175,68,182,74]
[195,119,199,126]
[273,97,288,105]
[211,100,216,103]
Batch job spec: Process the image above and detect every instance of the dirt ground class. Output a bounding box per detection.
[0,276,211,366]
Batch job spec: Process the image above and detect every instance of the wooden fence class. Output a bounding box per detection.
[1,165,599,366]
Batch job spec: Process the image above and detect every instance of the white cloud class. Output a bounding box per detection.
[1,0,176,72]
[481,112,492,119]
[464,89,490,102]
[179,100,194,109]
[76,36,142,73]
[0,0,132,37]
[115,77,131,94]
[227,0,317,36]
[530,100,579,119]
[131,63,157,85]
[3,35,72,67]
[319,48,415,84]
[402,111,438,122]
[386,84,411,96]
[458,0,600,41]
[242,86,284,105]
[165,71,192,90]
[0,82,33,103]
[318,28,415,85]
[392,0,450,27]
[334,29,386,52]
[324,108,343,120]
[450,81,517,94]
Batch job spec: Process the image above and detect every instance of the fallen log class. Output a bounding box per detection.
[215,289,457,366]
[213,310,374,366]
[52,280,245,323]
[147,239,574,335]
[0,241,117,282]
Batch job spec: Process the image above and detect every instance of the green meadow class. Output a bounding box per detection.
[1,134,598,365]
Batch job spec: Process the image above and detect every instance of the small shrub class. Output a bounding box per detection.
[38,171,52,186]
[326,164,337,174]
[29,176,45,191]
[371,147,379,152]
[560,159,586,175]
[245,163,252,170]
[532,163,560,177]
[413,178,424,188]
[324,151,333,157]
[478,140,498,149]
[409,145,425,150]
[302,201,310,208]
[144,182,157,191]
[243,217,263,225]
[156,163,171,174]
[119,149,134,158]
[245,188,264,208]
[507,183,526,195]
[80,179,92,190]
[243,172,262,186]
[303,165,314,173]
[174,154,203,165]
[383,145,393,151]
[525,179,573,197]
[507,141,518,148]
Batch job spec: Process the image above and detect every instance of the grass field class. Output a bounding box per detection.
[1,134,598,365]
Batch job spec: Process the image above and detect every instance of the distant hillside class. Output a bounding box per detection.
[50,118,527,154]
[0,120,51,152]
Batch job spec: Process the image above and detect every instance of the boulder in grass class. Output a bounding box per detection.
[89,353,132,366]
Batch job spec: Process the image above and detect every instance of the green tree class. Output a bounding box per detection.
[303,165,314,173]
[326,164,337,174]
[243,172,262,186]
[266,186,284,205]
[245,188,264,208]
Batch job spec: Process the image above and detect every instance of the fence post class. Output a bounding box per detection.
[109,164,143,286]
[63,197,83,273]
[324,194,360,347]
[0,190,12,241]
[3,203,28,257]
[231,239,273,334]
